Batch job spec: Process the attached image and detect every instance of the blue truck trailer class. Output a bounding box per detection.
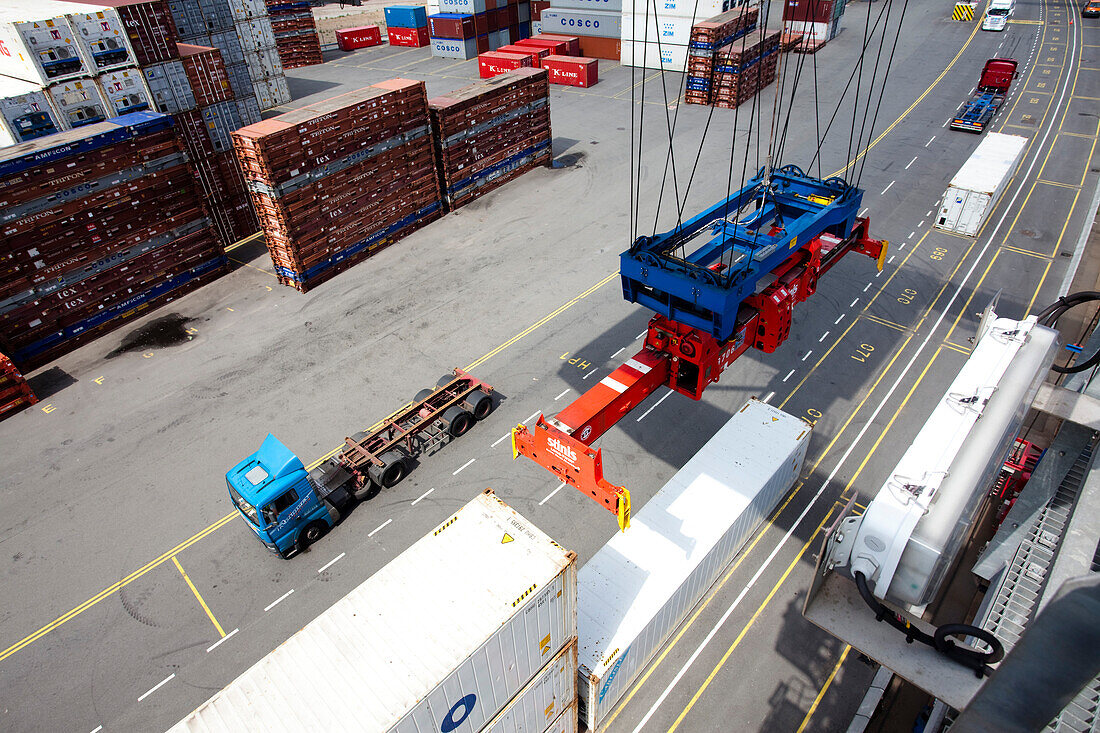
[950,57,1018,132]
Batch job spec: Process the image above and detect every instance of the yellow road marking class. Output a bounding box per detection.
[797,646,852,733]
[861,313,909,332]
[0,512,237,664]
[172,556,226,638]
[942,340,973,355]
[1026,259,1053,316]
[1001,243,1053,258]
[224,231,263,252]
[229,257,277,278]
[1035,178,1079,189]
[667,508,838,733]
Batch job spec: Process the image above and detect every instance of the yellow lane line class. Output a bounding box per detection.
[942,340,973,355]
[669,346,944,731]
[229,257,278,278]
[667,507,839,733]
[0,512,237,664]
[1001,243,1053,258]
[1034,178,1079,189]
[172,556,226,638]
[797,646,853,733]
[224,231,263,252]
[861,313,909,332]
[1026,260,1054,316]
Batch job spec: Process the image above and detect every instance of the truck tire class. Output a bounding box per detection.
[463,390,493,420]
[368,450,407,488]
[437,373,458,388]
[297,521,327,553]
[414,388,434,403]
[442,406,474,438]
[353,480,380,502]
[351,430,369,443]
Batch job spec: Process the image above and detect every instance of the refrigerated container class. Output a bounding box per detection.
[935,132,1027,236]
[47,78,109,128]
[483,639,578,733]
[171,489,577,732]
[65,5,137,72]
[96,67,153,116]
[577,399,811,730]
[0,77,64,145]
[0,7,90,84]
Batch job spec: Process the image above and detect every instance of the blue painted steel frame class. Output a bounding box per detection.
[620,165,865,341]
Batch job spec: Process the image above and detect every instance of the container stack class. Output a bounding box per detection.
[542,0,620,61]
[683,6,759,105]
[0,352,37,421]
[621,0,770,70]
[0,112,226,370]
[427,0,534,60]
[0,77,67,146]
[384,5,430,47]
[782,0,843,49]
[233,80,443,292]
[264,0,323,69]
[710,30,780,108]
[167,0,289,112]
[169,491,579,733]
[428,68,551,211]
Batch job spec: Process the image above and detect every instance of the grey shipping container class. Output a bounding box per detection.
[250,76,289,110]
[234,16,276,53]
[167,0,206,38]
[552,0,623,13]
[483,639,578,733]
[47,79,109,128]
[200,99,243,153]
[540,9,621,39]
[97,68,153,116]
[431,37,479,59]
[229,0,269,22]
[577,398,811,730]
[201,29,246,65]
[224,61,254,100]
[243,46,282,80]
[234,94,262,125]
[143,59,197,114]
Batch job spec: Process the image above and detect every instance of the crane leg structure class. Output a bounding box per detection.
[513,167,887,529]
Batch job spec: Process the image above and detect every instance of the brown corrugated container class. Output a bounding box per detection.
[0,114,226,370]
[428,68,552,212]
[232,79,443,292]
[178,44,234,108]
[0,352,37,421]
[574,35,620,60]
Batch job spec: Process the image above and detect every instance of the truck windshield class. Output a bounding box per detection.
[989,8,1008,15]
[228,482,260,526]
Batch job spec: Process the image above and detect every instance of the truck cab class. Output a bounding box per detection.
[982,0,1014,31]
[227,434,346,557]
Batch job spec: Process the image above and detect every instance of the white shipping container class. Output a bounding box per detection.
[228,0,269,22]
[96,67,153,116]
[171,489,578,733]
[541,8,621,39]
[577,399,811,730]
[234,16,276,53]
[620,40,689,72]
[546,702,579,733]
[935,132,1027,236]
[243,45,283,80]
[65,5,137,73]
[0,76,64,146]
[554,0,622,12]
[47,78,109,128]
[531,19,542,34]
[0,7,90,85]
[623,0,729,17]
[621,13,696,45]
[251,75,290,110]
[484,638,578,733]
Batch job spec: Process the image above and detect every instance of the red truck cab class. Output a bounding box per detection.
[979,58,1018,92]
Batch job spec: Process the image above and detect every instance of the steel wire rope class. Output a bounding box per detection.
[844,0,876,182]
[648,0,689,240]
[848,0,896,190]
[855,0,910,190]
[632,0,656,245]
[772,0,829,174]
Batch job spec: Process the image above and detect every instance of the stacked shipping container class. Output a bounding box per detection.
[428,68,551,211]
[709,29,780,108]
[683,7,758,105]
[384,5,430,47]
[264,0,323,69]
[621,0,770,69]
[0,352,37,421]
[426,0,535,60]
[233,80,443,292]
[0,77,67,145]
[782,0,844,44]
[0,112,226,370]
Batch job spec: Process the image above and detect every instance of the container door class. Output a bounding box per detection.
[938,188,966,232]
[958,192,990,236]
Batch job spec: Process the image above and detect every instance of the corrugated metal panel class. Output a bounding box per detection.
[577,399,811,729]
[947,132,1028,195]
[484,639,578,733]
[143,60,196,114]
[171,490,577,732]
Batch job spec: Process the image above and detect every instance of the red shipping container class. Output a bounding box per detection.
[574,34,618,60]
[478,51,534,78]
[476,34,490,52]
[498,43,546,66]
[177,44,233,107]
[336,25,382,51]
[533,33,580,55]
[783,0,836,23]
[388,26,430,46]
[543,54,598,87]
[531,0,550,20]
[428,14,476,39]
[501,4,518,25]
[516,37,568,56]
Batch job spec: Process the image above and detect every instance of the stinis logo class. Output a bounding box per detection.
[547,436,577,466]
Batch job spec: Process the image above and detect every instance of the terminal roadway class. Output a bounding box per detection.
[0,1,1097,731]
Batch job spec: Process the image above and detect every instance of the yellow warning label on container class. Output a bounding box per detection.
[502,533,514,544]
[539,633,552,655]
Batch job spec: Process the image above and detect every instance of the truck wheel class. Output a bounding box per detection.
[463,390,493,420]
[414,388,434,403]
[437,373,458,388]
[297,521,327,552]
[351,431,369,443]
[442,406,474,438]
[353,480,381,502]
[368,450,406,488]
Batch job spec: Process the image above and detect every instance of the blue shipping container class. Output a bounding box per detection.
[384,6,428,28]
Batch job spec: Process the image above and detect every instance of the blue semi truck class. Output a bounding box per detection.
[227,370,494,557]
